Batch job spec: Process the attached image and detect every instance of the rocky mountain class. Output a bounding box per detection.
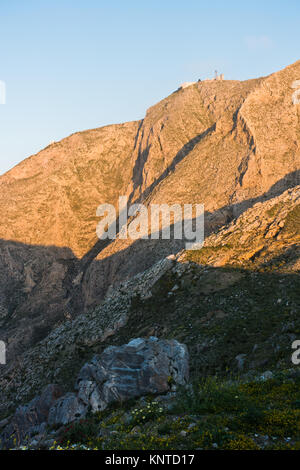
[0,60,299,428]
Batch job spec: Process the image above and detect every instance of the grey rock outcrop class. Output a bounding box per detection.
[0,384,62,448]
[48,337,189,426]
[1,338,189,441]
[47,393,87,426]
[76,336,189,411]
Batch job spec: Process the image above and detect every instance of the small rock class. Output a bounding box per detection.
[43,438,55,448]
[0,418,9,429]
[215,310,227,319]
[260,371,273,381]
[131,426,141,434]
[235,354,247,370]
[29,439,39,447]
[188,423,197,430]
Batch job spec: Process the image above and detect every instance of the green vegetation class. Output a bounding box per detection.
[283,205,300,236]
[184,245,232,264]
[46,372,300,450]
[266,203,284,219]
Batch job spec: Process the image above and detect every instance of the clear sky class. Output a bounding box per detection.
[0,0,299,175]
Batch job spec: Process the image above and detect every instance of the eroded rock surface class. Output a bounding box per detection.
[76,337,188,412]
[0,338,189,444]
[0,384,62,448]
[48,336,189,426]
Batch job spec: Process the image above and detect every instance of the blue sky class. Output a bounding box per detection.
[0,0,299,175]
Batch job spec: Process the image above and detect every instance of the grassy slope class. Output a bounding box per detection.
[47,372,300,451]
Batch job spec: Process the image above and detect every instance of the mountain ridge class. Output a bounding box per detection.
[0,60,299,420]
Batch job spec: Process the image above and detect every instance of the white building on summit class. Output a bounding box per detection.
[204,71,224,81]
